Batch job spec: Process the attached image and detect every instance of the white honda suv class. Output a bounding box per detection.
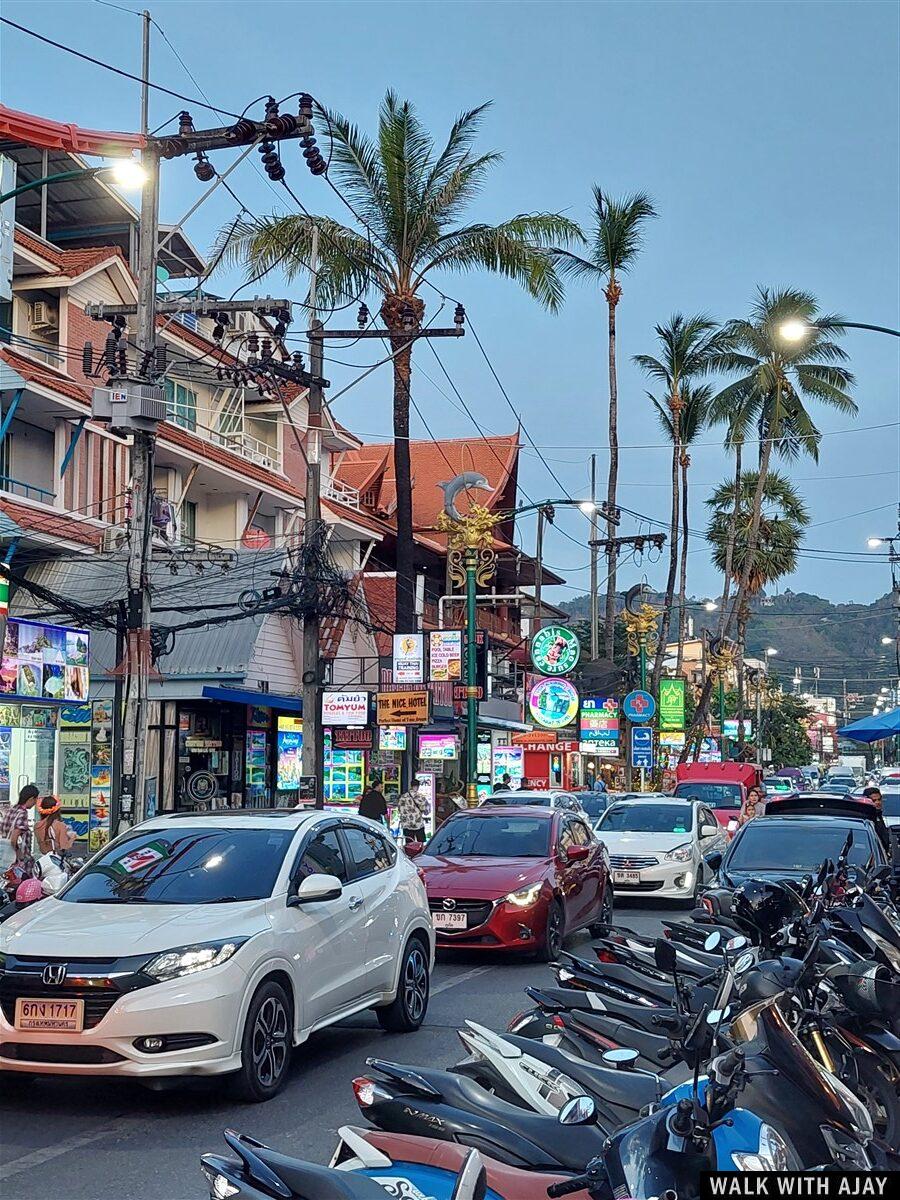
[0,810,434,1101]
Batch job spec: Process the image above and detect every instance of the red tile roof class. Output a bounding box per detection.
[0,347,91,404]
[359,574,397,657]
[333,435,519,531]
[0,498,102,547]
[13,229,130,279]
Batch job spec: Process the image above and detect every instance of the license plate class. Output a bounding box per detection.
[15,997,84,1033]
[613,870,641,885]
[432,911,468,931]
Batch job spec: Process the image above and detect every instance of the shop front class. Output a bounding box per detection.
[509,731,581,790]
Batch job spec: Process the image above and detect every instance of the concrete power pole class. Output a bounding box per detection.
[589,454,599,661]
[301,231,324,806]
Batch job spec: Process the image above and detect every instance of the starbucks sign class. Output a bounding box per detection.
[530,625,581,676]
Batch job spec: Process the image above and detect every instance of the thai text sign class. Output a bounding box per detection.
[659,679,686,731]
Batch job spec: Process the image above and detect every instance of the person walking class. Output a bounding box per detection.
[358,780,388,824]
[398,779,428,843]
[493,773,511,793]
[0,783,39,876]
[34,796,76,857]
[737,784,764,828]
[592,776,607,794]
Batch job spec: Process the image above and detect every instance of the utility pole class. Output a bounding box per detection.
[302,230,324,807]
[589,455,599,661]
[534,505,547,635]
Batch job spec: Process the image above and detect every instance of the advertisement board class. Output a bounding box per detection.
[492,743,524,789]
[379,726,407,751]
[579,695,620,757]
[723,718,753,739]
[530,625,581,676]
[659,730,686,769]
[393,634,425,684]
[659,679,686,731]
[0,618,90,702]
[322,690,370,725]
[377,690,430,725]
[419,733,458,760]
[276,715,303,791]
[429,630,463,682]
[528,677,580,730]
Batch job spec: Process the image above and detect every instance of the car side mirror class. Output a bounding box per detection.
[558,1095,597,1126]
[704,850,723,873]
[565,845,590,863]
[700,825,719,839]
[405,841,425,858]
[287,872,343,906]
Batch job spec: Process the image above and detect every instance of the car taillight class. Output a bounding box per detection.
[352,1077,377,1107]
[700,896,715,915]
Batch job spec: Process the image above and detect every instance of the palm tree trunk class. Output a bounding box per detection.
[675,458,689,675]
[603,283,620,661]
[651,402,680,696]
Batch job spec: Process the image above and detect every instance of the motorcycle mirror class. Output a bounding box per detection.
[601,1047,640,1070]
[654,937,678,974]
[735,952,755,974]
[703,931,722,952]
[706,1006,731,1025]
[558,1095,598,1126]
[726,935,748,952]
[450,1148,487,1200]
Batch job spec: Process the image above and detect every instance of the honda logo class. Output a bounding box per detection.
[442,898,456,911]
[41,964,67,986]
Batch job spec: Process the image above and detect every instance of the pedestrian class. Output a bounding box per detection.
[493,773,511,793]
[861,786,892,853]
[737,784,764,828]
[0,783,39,878]
[397,779,429,843]
[358,780,388,824]
[592,776,607,794]
[34,795,76,857]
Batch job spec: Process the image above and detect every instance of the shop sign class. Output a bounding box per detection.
[0,617,90,702]
[322,690,370,725]
[530,625,581,676]
[429,630,463,682]
[379,726,407,751]
[631,726,654,770]
[247,705,271,729]
[419,733,457,760]
[332,727,373,749]
[659,679,686,731]
[295,775,316,801]
[453,684,483,701]
[185,770,218,804]
[492,743,525,788]
[276,716,303,791]
[517,740,578,753]
[623,690,656,723]
[528,677,580,730]
[393,634,425,684]
[723,718,753,738]
[377,690,430,726]
[579,696,620,757]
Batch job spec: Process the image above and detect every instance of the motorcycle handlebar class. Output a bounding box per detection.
[547,1172,605,1198]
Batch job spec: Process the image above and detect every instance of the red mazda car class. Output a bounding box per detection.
[412,805,613,959]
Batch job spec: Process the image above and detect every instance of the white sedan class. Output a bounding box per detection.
[0,810,434,1100]
[594,798,726,903]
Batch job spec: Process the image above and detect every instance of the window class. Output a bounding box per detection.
[557,820,576,854]
[180,499,197,545]
[164,379,198,431]
[427,815,550,859]
[342,824,395,878]
[294,826,348,884]
[728,822,875,872]
[673,782,742,809]
[599,805,694,834]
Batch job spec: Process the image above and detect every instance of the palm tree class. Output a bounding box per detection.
[706,469,810,743]
[651,381,714,673]
[635,314,725,693]
[555,189,656,659]
[216,92,581,633]
[681,287,855,760]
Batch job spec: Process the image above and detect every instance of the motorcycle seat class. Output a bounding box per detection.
[237,1145,389,1200]
[503,1032,663,1113]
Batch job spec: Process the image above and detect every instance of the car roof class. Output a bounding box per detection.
[138,809,319,831]
[605,796,691,807]
[745,813,875,830]
[469,804,555,820]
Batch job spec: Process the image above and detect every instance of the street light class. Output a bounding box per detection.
[779,318,900,341]
[0,157,147,204]
[882,636,894,646]
[703,600,718,612]
[578,500,597,515]
[868,537,885,549]
[765,647,778,658]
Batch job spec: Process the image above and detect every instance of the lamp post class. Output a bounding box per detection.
[0,159,147,204]
[780,318,900,341]
[707,637,738,761]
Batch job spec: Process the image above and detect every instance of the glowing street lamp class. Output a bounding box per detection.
[778,318,900,342]
[882,636,894,646]
[0,156,148,204]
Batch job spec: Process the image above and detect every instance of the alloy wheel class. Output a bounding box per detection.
[251,995,289,1088]
[547,904,563,957]
[403,945,429,1023]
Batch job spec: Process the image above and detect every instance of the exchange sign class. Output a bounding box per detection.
[528,677,579,730]
[659,679,686,731]
[530,625,581,676]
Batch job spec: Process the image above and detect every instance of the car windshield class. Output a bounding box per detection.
[59,826,295,904]
[599,804,694,834]
[579,795,609,819]
[727,823,874,872]
[880,790,900,817]
[673,782,742,809]
[426,815,550,857]
[485,792,548,806]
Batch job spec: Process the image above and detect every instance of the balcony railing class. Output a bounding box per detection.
[207,428,282,472]
[0,474,56,503]
[322,478,361,509]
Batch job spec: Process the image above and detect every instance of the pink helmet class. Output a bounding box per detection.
[15,877,43,903]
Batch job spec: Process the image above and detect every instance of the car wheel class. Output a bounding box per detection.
[376,936,430,1033]
[589,884,614,938]
[230,979,293,1103]
[537,898,565,962]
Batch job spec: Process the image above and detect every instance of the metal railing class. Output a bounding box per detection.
[206,428,282,472]
[0,475,56,503]
[322,478,361,509]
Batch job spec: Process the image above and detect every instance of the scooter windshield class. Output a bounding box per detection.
[730,997,873,1139]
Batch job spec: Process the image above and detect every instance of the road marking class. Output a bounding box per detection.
[432,965,491,996]
[0,1121,127,1181]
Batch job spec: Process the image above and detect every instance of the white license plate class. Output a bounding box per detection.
[15,997,84,1033]
[432,911,468,931]
[613,870,641,885]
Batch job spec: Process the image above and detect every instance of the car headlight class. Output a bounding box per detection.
[505,882,544,908]
[144,939,247,983]
[867,928,900,972]
[665,843,693,863]
[731,1123,790,1171]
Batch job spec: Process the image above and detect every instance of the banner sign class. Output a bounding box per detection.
[530,625,581,676]
[331,727,373,749]
[322,690,369,725]
[419,733,457,760]
[276,716,303,791]
[623,690,655,723]
[659,679,686,731]
[393,634,425,684]
[1,618,90,703]
[528,677,579,730]
[579,695,620,757]
[377,690,430,725]
[724,718,753,738]
[429,630,463,682]
[631,725,653,770]
[379,726,407,751]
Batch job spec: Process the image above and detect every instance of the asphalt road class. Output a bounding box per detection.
[0,900,673,1200]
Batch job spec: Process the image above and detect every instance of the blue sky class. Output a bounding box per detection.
[2,0,898,607]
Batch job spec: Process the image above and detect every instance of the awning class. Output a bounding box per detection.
[477,714,533,733]
[201,685,302,713]
[837,706,900,743]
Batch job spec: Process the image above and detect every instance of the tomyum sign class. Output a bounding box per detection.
[321,690,369,726]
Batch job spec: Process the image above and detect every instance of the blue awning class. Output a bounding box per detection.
[837,706,900,743]
[201,685,302,713]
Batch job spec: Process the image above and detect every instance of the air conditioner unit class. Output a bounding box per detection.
[30,301,58,331]
[101,525,128,553]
